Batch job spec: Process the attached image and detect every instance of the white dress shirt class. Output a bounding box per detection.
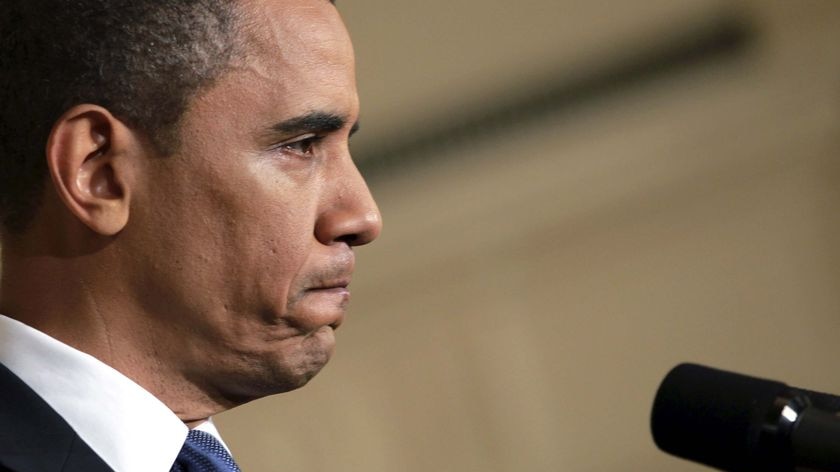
[0,314,230,472]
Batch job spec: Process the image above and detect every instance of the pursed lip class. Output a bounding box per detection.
[305,272,352,298]
[307,278,351,291]
[301,278,352,329]
[291,252,355,331]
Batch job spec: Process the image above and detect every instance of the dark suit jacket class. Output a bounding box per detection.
[0,362,113,472]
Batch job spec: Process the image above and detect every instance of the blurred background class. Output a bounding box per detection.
[217,0,840,470]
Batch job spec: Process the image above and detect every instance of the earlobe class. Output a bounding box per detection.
[46,105,135,236]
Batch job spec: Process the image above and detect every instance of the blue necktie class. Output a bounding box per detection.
[170,429,242,472]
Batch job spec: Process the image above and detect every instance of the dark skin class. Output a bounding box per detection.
[0,0,381,426]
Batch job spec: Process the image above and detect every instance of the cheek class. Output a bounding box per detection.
[135,135,325,318]
[224,178,322,306]
[243,160,324,257]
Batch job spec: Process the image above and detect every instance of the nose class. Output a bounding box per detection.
[314,157,382,247]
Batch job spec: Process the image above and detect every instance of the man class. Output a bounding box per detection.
[0,0,381,470]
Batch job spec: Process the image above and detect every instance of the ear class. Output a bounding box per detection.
[46,105,139,236]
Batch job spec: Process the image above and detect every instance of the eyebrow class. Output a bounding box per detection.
[269,111,360,137]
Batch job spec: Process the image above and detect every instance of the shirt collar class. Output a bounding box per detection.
[0,314,194,472]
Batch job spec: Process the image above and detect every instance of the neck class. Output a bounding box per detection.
[1,232,235,424]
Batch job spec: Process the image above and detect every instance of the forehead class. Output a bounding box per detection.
[224,0,356,111]
[236,0,353,68]
[174,0,357,148]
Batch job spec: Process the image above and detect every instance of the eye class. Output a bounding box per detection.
[273,133,324,157]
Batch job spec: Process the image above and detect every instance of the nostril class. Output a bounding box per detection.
[337,234,358,245]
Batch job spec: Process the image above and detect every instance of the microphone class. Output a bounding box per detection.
[650,363,840,472]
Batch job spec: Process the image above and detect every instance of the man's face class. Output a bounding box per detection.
[126,0,381,405]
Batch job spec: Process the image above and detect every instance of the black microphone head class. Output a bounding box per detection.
[651,363,791,472]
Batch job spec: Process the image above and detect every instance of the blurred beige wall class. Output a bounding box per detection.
[217,1,840,471]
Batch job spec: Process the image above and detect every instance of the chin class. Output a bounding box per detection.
[218,363,327,406]
[214,326,337,405]
[253,335,336,394]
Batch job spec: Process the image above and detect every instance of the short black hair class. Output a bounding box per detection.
[0,0,240,232]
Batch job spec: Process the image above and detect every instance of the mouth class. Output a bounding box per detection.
[286,253,355,332]
[308,279,350,292]
[308,277,350,297]
[297,278,352,330]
